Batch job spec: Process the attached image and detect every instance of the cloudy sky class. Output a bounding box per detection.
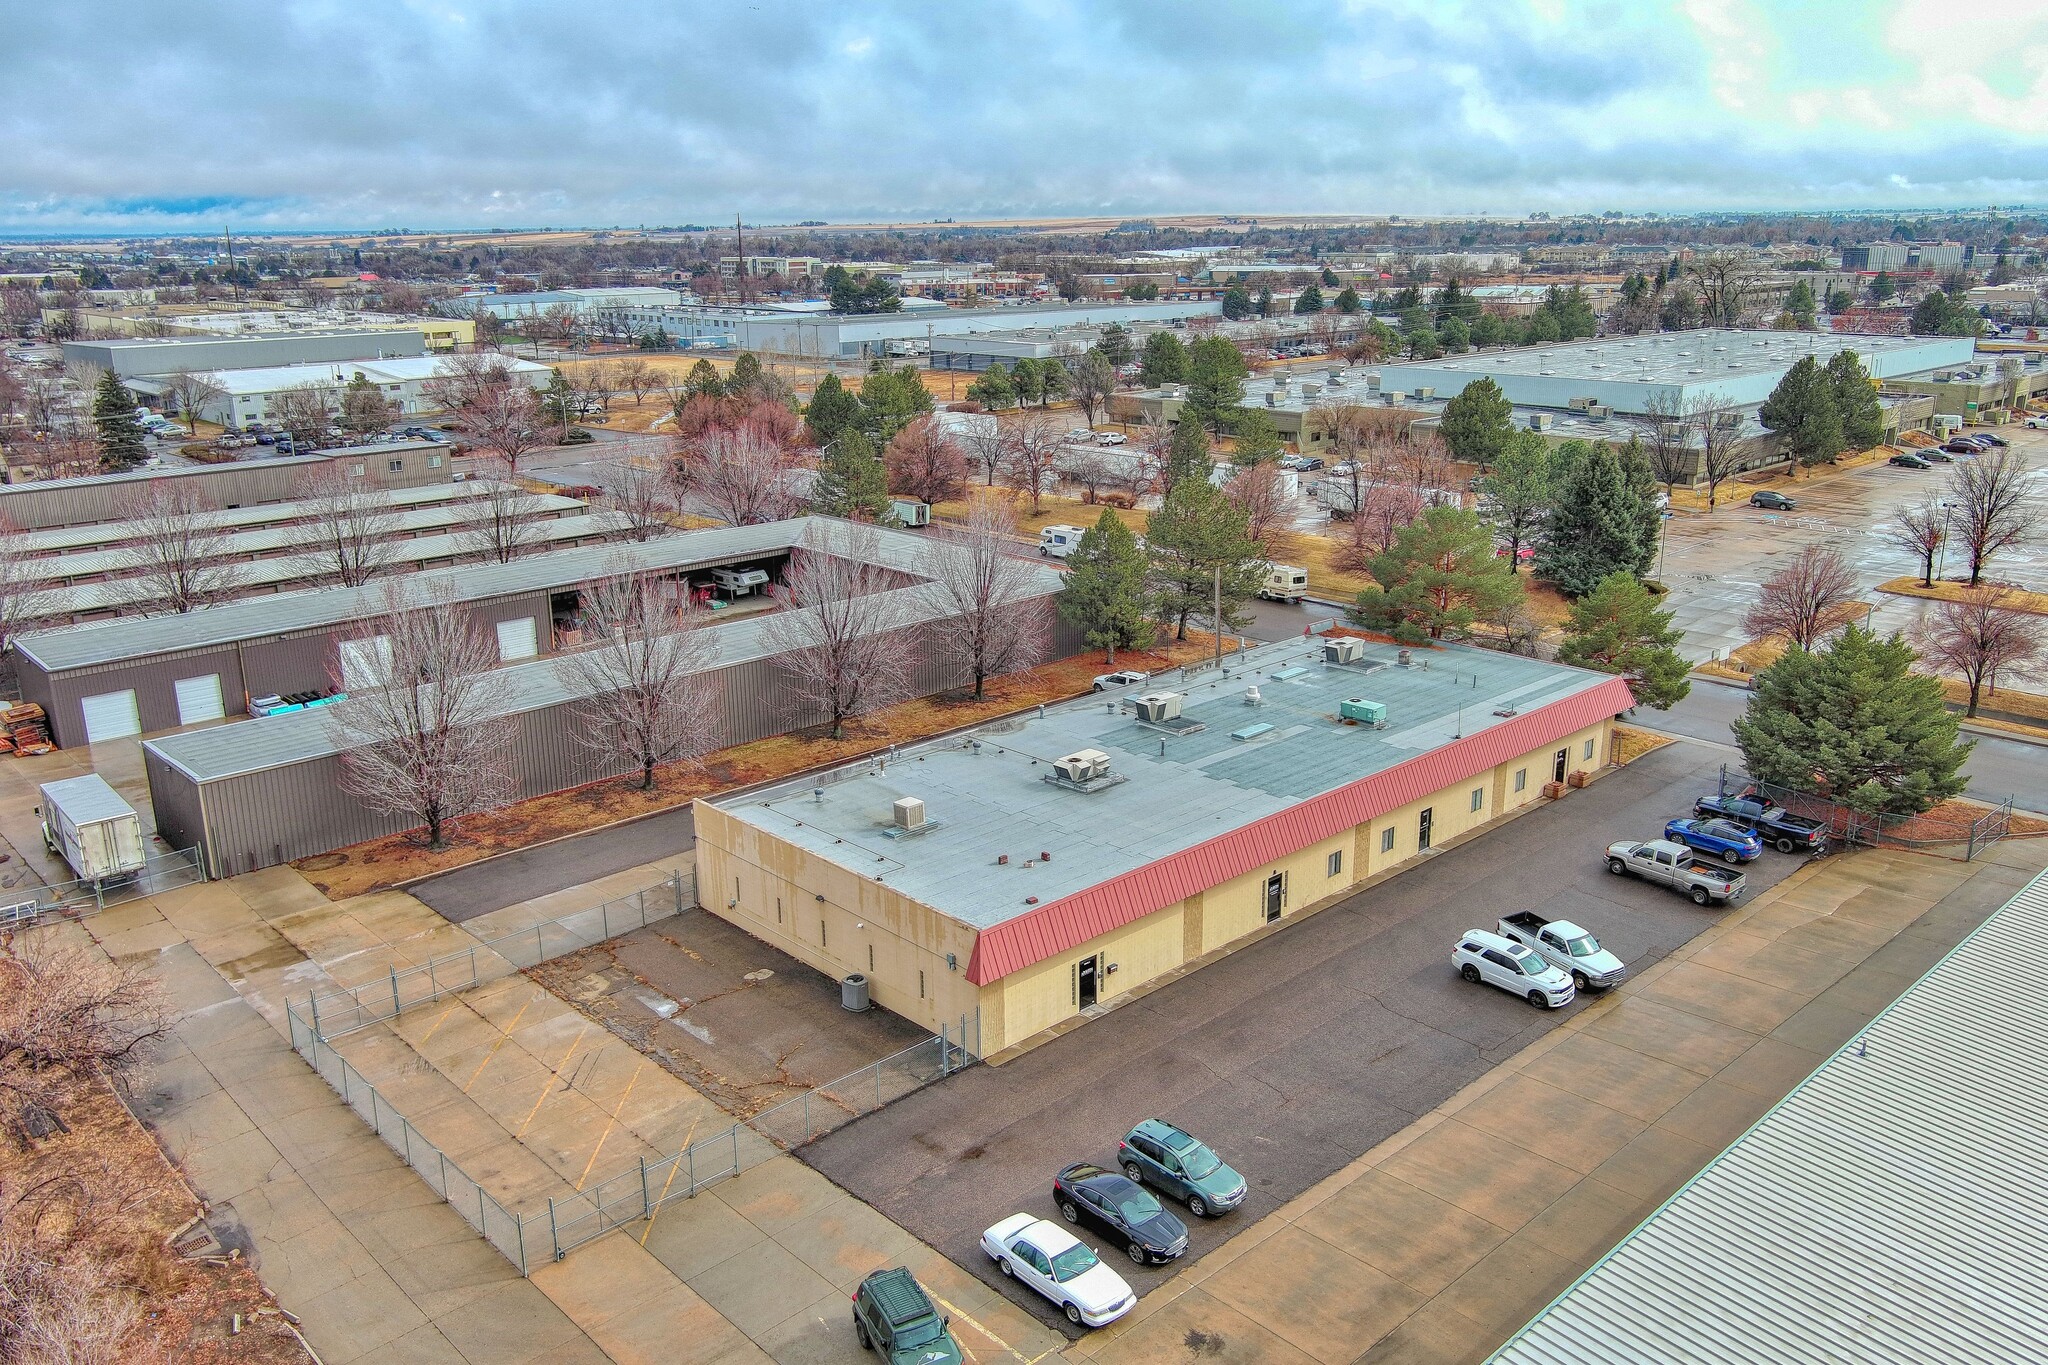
[5,0,2046,234]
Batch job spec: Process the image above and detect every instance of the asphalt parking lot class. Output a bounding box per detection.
[801,737,1808,1334]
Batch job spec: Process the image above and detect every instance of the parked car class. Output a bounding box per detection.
[1118,1119,1246,1217]
[980,1214,1135,1327]
[1749,490,1797,510]
[1052,1164,1188,1265]
[1296,457,1324,471]
[1692,793,1829,853]
[1605,840,1746,905]
[1889,452,1933,469]
[1495,913,1627,992]
[1979,433,2010,447]
[1453,930,1576,1008]
[2024,416,2047,429]
[1092,669,1148,692]
[1066,428,1094,441]
[1096,432,1127,445]
[1662,816,1764,864]
[1921,448,1954,462]
[851,1268,962,1364]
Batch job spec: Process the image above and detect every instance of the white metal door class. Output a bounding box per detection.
[338,635,392,690]
[495,616,539,661]
[172,674,225,725]
[79,689,141,743]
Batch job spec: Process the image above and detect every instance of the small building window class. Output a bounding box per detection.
[1327,850,1343,877]
[428,454,443,468]
[350,463,366,477]
[1470,788,1484,813]
[919,970,926,999]
[1583,738,1596,760]
[388,459,404,473]
[1380,827,1396,853]
[1514,768,1527,793]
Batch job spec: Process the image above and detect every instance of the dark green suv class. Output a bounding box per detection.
[852,1267,962,1364]
[1118,1119,1247,1217]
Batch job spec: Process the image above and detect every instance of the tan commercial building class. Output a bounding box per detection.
[696,635,1632,1057]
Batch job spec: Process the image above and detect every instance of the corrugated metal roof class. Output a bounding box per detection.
[38,773,138,825]
[15,518,809,672]
[1487,865,2048,1365]
[963,677,1632,983]
[16,480,502,555]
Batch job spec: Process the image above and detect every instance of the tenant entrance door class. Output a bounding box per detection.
[1554,749,1570,783]
[1263,872,1284,923]
[1077,955,1099,1009]
[1418,807,1434,852]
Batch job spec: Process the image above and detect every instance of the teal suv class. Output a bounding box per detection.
[1117,1119,1247,1218]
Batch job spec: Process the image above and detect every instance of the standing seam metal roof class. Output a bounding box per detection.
[1487,865,2048,1365]
[963,678,1633,983]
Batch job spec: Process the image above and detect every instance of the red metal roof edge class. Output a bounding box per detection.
[964,676,1635,985]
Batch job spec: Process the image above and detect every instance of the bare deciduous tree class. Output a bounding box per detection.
[762,525,911,739]
[999,410,1064,517]
[1223,461,1295,550]
[455,465,549,562]
[461,381,546,472]
[420,351,517,413]
[157,369,226,435]
[328,583,516,848]
[0,520,50,676]
[563,568,718,789]
[577,361,618,415]
[959,415,1008,488]
[1742,544,1858,651]
[676,427,807,526]
[0,936,170,1145]
[1915,587,2045,717]
[1692,399,1751,511]
[919,493,1050,700]
[602,459,678,542]
[612,357,658,406]
[1630,389,1696,495]
[882,414,968,507]
[115,482,242,613]
[286,465,398,586]
[1882,497,1951,588]
[270,382,337,450]
[1067,350,1117,427]
[1945,449,2040,586]
[1687,252,1768,327]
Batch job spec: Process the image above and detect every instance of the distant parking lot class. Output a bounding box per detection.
[801,738,1807,1334]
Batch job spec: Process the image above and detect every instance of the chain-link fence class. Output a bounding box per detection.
[281,868,976,1272]
[1716,766,2016,861]
[0,846,205,929]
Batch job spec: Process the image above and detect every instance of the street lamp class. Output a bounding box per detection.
[1935,499,1954,582]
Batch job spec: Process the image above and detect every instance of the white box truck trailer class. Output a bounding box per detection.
[38,775,147,887]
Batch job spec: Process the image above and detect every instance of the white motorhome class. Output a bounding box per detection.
[1038,524,1088,558]
[1256,564,1308,603]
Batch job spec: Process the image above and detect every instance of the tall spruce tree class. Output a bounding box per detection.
[1474,431,1554,569]
[1759,354,1844,469]
[1144,476,1261,641]
[1734,626,1970,816]
[1164,416,1213,491]
[813,431,893,522]
[804,373,861,446]
[1351,505,1523,644]
[1181,336,1247,436]
[1139,330,1190,386]
[92,371,147,470]
[1438,377,1514,468]
[1536,441,1654,597]
[1059,510,1154,664]
[1557,572,1691,709]
[1825,349,1885,450]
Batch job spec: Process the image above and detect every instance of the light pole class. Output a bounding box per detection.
[1656,510,1674,580]
[1934,500,1953,583]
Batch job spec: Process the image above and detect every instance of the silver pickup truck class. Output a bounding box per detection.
[1497,912,1627,992]
[1604,839,1746,906]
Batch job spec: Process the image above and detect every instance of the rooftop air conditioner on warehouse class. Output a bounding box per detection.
[1324,637,1365,665]
[1133,692,1183,724]
[1052,749,1112,784]
[892,797,926,832]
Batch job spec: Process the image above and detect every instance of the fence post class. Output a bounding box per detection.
[467,946,477,988]
[940,1022,949,1076]
[516,1211,527,1275]
[638,888,648,927]
[802,1090,810,1142]
[688,1142,695,1194]
[339,1060,349,1106]
[602,901,611,941]
[428,955,438,1001]
[876,1061,883,1109]
[439,1150,449,1197]
[535,924,545,964]
[390,967,402,1020]
[639,1156,651,1216]
[479,1185,487,1231]
[401,1118,412,1167]
[548,1197,560,1262]
[732,1126,739,1175]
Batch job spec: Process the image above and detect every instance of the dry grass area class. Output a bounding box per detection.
[296,633,1238,898]
[1694,600,1873,681]
[1666,446,1889,511]
[933,492,1154,540]
[1885,798,2048,842]
[1877,576,2048,616]
[1613,723,1676,765]
[0,1075,308,1363]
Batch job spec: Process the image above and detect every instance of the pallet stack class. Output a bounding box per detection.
[0,703,51,756]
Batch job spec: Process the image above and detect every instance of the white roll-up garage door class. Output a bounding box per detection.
[173,674,225,725]
[338,635,393,690]
[79,689,142,743]
[495,616,539,661]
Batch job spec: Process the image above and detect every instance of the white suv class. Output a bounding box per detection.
[1452,930,1575,1009]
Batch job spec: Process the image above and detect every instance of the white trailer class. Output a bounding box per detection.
[38,775,147,886]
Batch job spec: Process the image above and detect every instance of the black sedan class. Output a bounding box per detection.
[1889,452,1934,469]
[1749,490,1797,510]
[1052,1164,1188,1266]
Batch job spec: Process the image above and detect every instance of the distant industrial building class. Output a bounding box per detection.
[142,519,1075,877]
[1840,242,1910,272]
[124,354,550,428]
[1489,866,2048,1365]
[63,330,428,379]
[464,286,686,322]
[51,307,473,351]
[660,299,1223,361]
[696,635,1631,1054]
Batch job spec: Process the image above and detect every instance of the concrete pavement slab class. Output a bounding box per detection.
[1374,1120,1578,1235]
[1446,1072,1647,1176]
[1294,1169,1509,1298]
[687,1237,840,1340]
[1514,1032,1704,1124]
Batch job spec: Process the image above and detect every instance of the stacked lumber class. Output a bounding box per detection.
[2,702,51,755]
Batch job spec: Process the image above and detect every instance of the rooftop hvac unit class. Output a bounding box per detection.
[1365,372,1382,390]
[1052,749,1112,784]
[1586,404,1611,421]
[1323,637,1366,665]
[1265,391,1278,406]
[1567,396,1597,412]
[1328,374,1346,386]
[1339,697,1387,725]
[1133,692,1183,724]
[1384,391,1405,405]
[892,797,926,831]
[1301,383,1321,398]
[1413,386,1435,400]
[1528,413,1554,431]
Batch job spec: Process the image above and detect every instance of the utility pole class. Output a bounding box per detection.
[1213,565,1223,669]
[734,213,748,305]
[223,227,240,303]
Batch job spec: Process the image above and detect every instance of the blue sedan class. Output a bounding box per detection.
[1663,817,1764,864]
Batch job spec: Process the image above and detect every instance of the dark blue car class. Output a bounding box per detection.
[1663,817,1763,864]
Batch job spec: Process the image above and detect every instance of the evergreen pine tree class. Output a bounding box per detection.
[685,358,725,400]
[804,373,861,446]
[1536,441,1652,597]
[92,371,147,470]
[1293,285,1325,314]
[1438,377,1514,468]
[966,362,1015,411]
[1139,330,1190,386]
[1164,416,1212,490]
[1557,572,1691,709]
[1059,509,1154,664]
[1759,354,1844,470]
[727,351,764,398]
[1228,410,1284,466]
[1144,476,1262,641]
[1734,626,1969,815]
[813,431,893,522]
[1825,349,1884,450]
[540,370,579,436]
[857,363,933,442]
[1352,506,1524,644]
[1334,287,1362,315]
[1181,336,1247,436]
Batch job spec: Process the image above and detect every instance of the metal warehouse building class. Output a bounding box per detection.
[1488,865,2048,1365]
[696,635,1633,1051]
[15,520,808,747]
[62,329,428,379]
[143,521,1075,876]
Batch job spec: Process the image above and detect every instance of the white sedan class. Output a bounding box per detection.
[981,1214,1135,1327]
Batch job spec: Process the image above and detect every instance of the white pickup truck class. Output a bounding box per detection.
[1497,912,1627,992]
[1605,839,1746,906]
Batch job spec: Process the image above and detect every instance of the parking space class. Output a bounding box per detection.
[800,738,1807,1335]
